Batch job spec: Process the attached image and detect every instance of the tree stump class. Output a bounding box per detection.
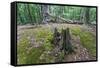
[53,28,61,46]
[61,28,74,55]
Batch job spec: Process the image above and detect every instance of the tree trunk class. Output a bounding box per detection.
[17,5,23,24]
[61,28,73,55]
[41,5,50,24]
[81,7,90,25]
[85,8,90,25]
[27,4,33,24]
[18,10,23,24]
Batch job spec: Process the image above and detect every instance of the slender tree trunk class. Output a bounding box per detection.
[18,12,22,23]
[27,4,33,24]
[17,6,23,24]
[81,7,90,25]
[38,6,42,24]
[41,5,49,24]
[85,8,90,25]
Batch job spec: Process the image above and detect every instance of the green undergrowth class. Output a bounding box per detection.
[80,31,96,57]
[17,24,96,64]
[17,27,54,64]
[71,26,96,57]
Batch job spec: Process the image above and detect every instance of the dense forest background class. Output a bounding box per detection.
[17,3,96,25]
[17,3,97,65]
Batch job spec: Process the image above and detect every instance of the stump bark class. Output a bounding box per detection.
[61,28,74,55]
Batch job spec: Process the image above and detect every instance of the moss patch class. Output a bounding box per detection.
[80,31,96,57]
[17,24,96,64]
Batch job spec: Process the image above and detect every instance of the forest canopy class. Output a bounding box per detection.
[17,3,97,25]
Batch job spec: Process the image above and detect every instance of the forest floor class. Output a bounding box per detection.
[17,23,96,64]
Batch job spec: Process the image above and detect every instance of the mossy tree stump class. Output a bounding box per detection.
[53,28,61,46]
[52,28,74,56]
[61,28,74,55]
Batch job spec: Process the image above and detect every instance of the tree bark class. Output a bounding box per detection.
[81,7,90,25]
[17,5,23,24]
[27,4,33,23]
[18,10,23,24]
[85,8,90,25]
[41,5,50,24]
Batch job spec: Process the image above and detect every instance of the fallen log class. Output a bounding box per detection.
[48,13,83,24]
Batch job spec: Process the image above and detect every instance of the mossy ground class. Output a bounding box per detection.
[17,23,96,65]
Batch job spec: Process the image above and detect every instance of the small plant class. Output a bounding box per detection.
[58,50,65,62]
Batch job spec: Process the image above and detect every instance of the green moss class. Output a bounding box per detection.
[69,26,96,58]
[80,31,96,57]
[25,46,45,64]
[71,27,81,36]
[70,26,96,57]
[17,24,96,64]
[17,37,31,64]
[46,56,55,63]
[17,27,54,64]
[58,51,65,61]
[17,37,45,64]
